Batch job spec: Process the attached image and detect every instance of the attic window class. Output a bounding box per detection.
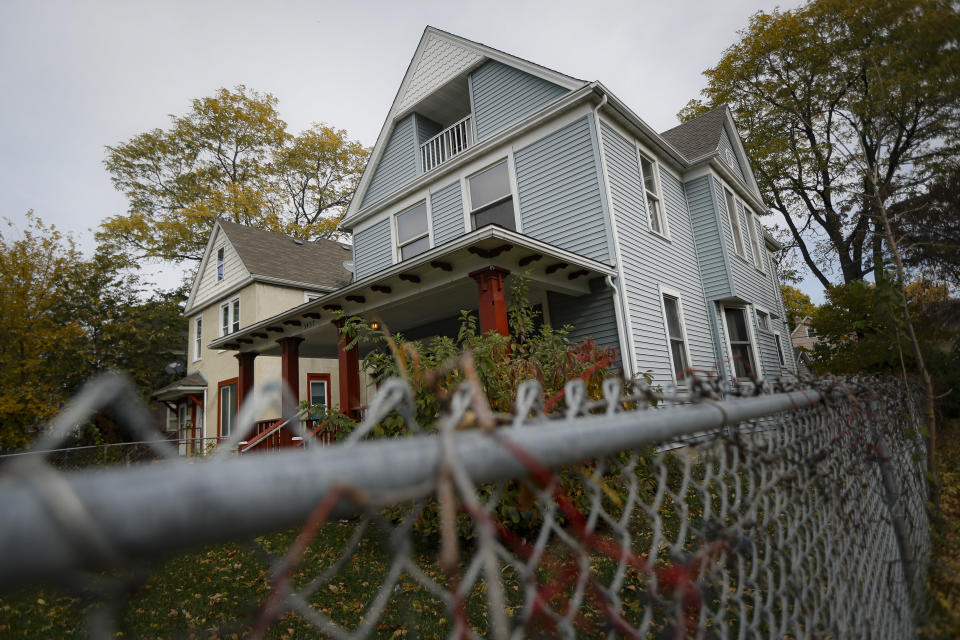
[725,147,736,168]
[217,248,225,281]
[638,154,666,236]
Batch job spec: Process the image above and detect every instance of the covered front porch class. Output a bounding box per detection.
[208,226,618,449]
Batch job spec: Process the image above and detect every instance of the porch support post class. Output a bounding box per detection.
[469,266,511,337]
[235,351,258,409]
[333,319,361,420]
[278,337,304,420]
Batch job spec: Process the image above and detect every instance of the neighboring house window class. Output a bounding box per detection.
[724,307,757,380]
[774,333,786,366]
[217,247,225,281]
[638,153,665,235]
[220,297,240,336]
[757,310,772,331]
[662,293,690,383]
[745,206,763,269]
[218,379,237,438]
[193,316,202,361]
[307,373,331,408]
[396,201,430,260]
[806,326,818,337]
[724,189,745,257]
[468,160,515,231]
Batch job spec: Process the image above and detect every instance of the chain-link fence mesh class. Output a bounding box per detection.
[0,372,929,638]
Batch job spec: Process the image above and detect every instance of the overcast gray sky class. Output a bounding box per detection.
[0,0,818,299]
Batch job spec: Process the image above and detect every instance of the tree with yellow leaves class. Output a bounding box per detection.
[99,86,368,262]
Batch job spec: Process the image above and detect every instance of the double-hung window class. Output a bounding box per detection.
[662,294,690,383]
[216,247,225,281]
[307,373,330,408]
[723,306,757,380]
[468,160,515,231]
[219,380,237,437]
[396,201,430,260]
[639,154,665,235]
[724,189,745,257]
[193,316,202,361]
[220,297,240,336]
[774,333,786,366]
[745,206,763,269]
[757,309,772,331]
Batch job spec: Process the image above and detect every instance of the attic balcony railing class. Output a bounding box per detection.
[420,115,473,173]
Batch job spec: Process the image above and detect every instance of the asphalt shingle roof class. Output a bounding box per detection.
[218,220,354,291]
[659,105,728,162]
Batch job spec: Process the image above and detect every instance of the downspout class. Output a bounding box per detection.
[593,93,638,378]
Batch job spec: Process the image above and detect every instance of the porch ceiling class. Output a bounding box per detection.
[208,226,616,357]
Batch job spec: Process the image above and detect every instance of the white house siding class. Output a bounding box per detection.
[430,180,464,246]
[600,122,715,386]
[191,227,249,312]
[361,115,418,209]
[469,60,569,142]
[353,218,393,280]
[514,116,611,264]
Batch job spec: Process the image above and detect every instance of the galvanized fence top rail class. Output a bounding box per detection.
[0,372,929,639]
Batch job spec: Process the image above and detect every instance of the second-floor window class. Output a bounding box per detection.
[639,154,665,235]
[468,160,515,231]
[216,247,225,281]
[220,297,240,336]
[194,317,202,361]
[396,201,430,260]
[724,189,745,257]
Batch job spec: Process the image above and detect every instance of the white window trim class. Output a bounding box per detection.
[744,205,764,272]
[636,146,669,239]
[724,188,746,259]
[193,316,203,362]
[774,332,786,367]
[720,303,763,381]
[393,199,432,263]
[219,296,240,337]
[658,285,693,387]
[309,379,329,407]
[216,247,225,281]
[463,157,520,234]
[755,305,773,333]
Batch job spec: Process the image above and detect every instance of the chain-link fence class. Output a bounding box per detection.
[0,372,928,638]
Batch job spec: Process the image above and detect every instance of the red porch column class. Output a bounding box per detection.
[235,351,258,409]
[333,319,361,419]
[278,336,304,419]
[469,266,511,336]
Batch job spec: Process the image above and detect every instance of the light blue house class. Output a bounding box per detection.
[210,27,796,416]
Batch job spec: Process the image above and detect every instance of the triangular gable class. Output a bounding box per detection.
[344,26,586,225]
[183,221,252,315]
[718,107,763,201]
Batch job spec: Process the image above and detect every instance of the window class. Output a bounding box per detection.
[774,333,786,366]
[724,189,745,257]
[396,201,430,260]
[745,206,763,269]
[307,373,331,408]
[218,379,237,438]
[724,147,736,168]
[806,326,818,337]
[639,153,665,235]
[193,316,202,361]
[220,297,240,336]
[662,294,690,383]
[216,247,225,281]
[723,307,757,380]
[757,310,772,331]
[468,160,515,231]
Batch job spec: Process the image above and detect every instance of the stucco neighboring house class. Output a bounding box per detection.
[153,219,361,453]
[201,26,797,435]
[790,316,820,375]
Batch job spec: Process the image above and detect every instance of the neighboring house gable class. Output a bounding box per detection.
[187,224,251,314]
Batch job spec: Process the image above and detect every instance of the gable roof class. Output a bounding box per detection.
[659,105,729,161]
[217,220,353,290]
[184,220,354,314]
[344,26,586,224]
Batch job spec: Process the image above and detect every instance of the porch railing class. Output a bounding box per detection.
[420,114,472,173]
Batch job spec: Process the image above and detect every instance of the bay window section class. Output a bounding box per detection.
[724,307,757,380]
[639,154,665,235]
[396,201,430,260]
[468,160,515,231]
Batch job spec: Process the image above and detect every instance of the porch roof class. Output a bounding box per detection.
[152,373,207,401]
[207,226,616,359]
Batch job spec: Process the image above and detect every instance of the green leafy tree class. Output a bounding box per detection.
[780,284,817,331]
[0,214,188,450]
[99,86,368,262]
[681,0,960,288]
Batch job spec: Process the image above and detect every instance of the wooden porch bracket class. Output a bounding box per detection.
[430,260,453,272]
[283,319,302,327]
[568,269,589,280]
[398,273,421,283]
[468,244,512,259]
[545,262,569,274]
[303,312,322,319]
[345,295,366,303]
[370,284,392,294]
[518,253,543,267]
